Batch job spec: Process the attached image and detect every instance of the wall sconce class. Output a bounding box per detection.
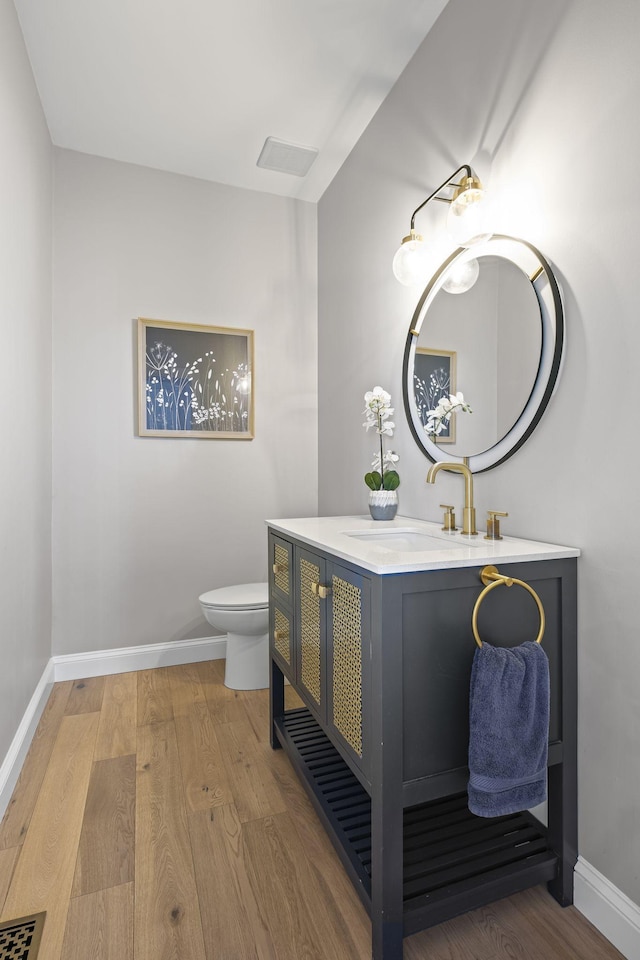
[392,164,491,287]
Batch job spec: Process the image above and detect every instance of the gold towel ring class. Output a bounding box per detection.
[472,565,545,649]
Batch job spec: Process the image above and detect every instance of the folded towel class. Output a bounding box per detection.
[468,640,549,818]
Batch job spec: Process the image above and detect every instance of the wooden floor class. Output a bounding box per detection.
[0,660,624,960]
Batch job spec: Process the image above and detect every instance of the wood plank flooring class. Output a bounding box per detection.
[0,660,625,959]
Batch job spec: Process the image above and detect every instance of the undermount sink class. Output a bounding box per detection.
[342,527,484,552]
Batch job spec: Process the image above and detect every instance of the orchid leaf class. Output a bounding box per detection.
[383,470,400,490]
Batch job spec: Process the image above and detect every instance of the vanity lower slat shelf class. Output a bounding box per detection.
[274,709,372,906]
[275,708,558,933]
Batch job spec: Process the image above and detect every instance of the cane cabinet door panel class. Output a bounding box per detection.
[294,546,326,719]
[326,563,371,779]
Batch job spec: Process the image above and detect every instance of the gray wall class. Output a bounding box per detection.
[0,0,53,757]
[52,150,318,655]
[319,0,640,905]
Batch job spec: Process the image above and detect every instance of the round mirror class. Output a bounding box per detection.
[402,235,564,472]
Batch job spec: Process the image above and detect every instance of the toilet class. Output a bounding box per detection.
[199,582,269,690]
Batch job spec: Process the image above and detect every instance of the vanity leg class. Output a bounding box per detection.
[370,790,404,959]
[370,583,404,959]
[547,761,577,904]
[371,770,403,960]
[269,658,284,750]
[547,563,578,905]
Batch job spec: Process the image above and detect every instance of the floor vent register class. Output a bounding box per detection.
[0,913,45,960]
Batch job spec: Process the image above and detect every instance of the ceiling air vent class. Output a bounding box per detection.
[256,137,318,177]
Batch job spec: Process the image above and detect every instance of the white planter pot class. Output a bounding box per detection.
[368,489,398,521]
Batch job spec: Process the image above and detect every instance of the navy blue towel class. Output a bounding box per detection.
[468,640,549,818]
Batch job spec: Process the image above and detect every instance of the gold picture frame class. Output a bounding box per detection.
[414,347,457,443]
[137,317,254,439]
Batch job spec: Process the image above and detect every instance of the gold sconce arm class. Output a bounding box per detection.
[407,163,474,233]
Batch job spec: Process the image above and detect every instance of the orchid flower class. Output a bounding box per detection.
[425,392,472,438]
[371,451,399,473]
[363,387,400,491]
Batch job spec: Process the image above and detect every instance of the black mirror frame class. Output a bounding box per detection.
[402,235,564,473]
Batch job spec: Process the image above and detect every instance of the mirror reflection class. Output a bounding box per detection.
[402,236,564,473]
[413,257,541,457]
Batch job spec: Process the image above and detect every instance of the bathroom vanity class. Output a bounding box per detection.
[267,515,579,960]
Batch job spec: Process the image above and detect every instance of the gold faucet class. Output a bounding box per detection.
[426,462,477,535]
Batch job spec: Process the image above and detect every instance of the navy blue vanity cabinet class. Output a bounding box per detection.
[268,527,578,960]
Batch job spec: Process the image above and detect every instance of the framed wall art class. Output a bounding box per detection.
[138,318,254,439]
[413,347,457,443]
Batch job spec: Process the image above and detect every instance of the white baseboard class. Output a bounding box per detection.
[575,856,640,959]
[0,660,55,820]
[52,635,227,681]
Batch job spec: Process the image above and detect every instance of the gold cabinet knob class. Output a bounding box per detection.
[272,562,287,574]
[273,629,287,642]
[310,582,331,599]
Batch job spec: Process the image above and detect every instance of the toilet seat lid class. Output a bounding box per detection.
[199,582,268,610]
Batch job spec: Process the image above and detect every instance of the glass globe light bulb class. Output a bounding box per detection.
[446,179,492,248]
[392,233,430,286]
[442,258,479,295]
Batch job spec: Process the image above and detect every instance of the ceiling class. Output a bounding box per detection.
[14,0,449,202]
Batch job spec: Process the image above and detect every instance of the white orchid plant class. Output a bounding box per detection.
[425,391,472,439]
[363,386,400,491]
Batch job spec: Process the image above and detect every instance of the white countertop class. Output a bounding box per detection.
[266,515,580,575]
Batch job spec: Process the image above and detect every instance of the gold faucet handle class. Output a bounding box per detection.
[439,504,457,532]
[484,510,508,541]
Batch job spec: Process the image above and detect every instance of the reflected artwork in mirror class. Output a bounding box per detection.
[402,236,564,473]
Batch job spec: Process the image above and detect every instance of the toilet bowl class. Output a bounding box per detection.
[199,582,269,690]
